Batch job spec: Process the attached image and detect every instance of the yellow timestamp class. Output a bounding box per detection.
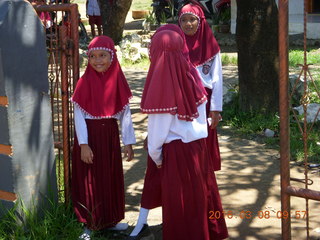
[209,210,308,219]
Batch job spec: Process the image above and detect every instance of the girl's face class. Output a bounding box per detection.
[88,50,112,73]
[180,14,199,36]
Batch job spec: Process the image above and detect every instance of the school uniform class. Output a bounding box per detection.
[71,36,135,230]
[140,29,228,239]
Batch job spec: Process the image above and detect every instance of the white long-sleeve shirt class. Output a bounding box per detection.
[196,51,223,112]
[147,102,208,166]
[74,104,136,146]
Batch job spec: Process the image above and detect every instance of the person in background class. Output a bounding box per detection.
[179,2,223,172]
[86,0,102,37]
[71,36,136,240]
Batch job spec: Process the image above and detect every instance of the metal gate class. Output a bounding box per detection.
[33,2,80,203]
[279,0,320,239]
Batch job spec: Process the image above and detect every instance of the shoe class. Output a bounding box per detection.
[125,224,152,240]
[78,227,92,240]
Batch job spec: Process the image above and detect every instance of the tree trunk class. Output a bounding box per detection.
[99,0,132,45]
[236,0,279,114]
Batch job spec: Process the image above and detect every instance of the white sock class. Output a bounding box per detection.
[107,222,128,231]
[130,207,149,236]
[79,227,92,240]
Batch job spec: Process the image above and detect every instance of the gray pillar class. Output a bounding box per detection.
[0,0,57,217]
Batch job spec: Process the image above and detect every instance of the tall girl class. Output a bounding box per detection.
[140,29,228,240]
[179,3,223,171]
[71,36,136,238]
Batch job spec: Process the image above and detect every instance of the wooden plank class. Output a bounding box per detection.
[0,144,12,156]
[0,96,8,107]
[0,190,17,202]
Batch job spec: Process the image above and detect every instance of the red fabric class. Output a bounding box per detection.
[205,88,221,171]
[72,36,132,118]
[161,139,228,239]
[140,30,206,121]
[154,24,206,94]
[88,15,102,25]
[179,3,220,66]
[72,119,124,230]
[140,155,162,209]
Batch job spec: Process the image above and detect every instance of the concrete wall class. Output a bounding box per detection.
[230,0,319,39]
[0,0,57,217]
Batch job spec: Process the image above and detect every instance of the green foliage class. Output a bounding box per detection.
[0,199,82,240]
[289,49,320,67]
[145,12,157,24]
[221,54,237,65]
[223,92,320,164]
[120,56,150,70]
[131,0,153,11]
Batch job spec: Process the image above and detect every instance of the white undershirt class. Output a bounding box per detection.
[74,104,136,146]
[147,102,208,166]
[196,51,223,112]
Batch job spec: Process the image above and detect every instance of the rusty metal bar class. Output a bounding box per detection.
[33,3,79,87]
[286,186,320,201]
[278,0,291,239]
[69,4,80,87]
[302,1,310,238]
[59,25,71,203]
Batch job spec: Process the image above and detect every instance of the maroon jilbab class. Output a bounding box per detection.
[140,24,206,210]
[179,3,222,171]
[71,36,132,230]
[141,29,228,239]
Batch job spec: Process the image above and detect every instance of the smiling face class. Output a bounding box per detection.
[88,50,112,73]
[180,13,199,36]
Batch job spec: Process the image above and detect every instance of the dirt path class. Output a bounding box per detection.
[121,67,320,240]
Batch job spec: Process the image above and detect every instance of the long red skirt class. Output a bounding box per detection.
[205,87,221,171]
[161,139,228,240]
[141,88,222,209]
[71,119,124,230]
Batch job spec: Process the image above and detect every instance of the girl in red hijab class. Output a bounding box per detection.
[179,3,223,172]
[139,29,227,240]
[127,24,206,239]
[71,36,136,239]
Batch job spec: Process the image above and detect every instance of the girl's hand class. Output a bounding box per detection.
[156,164,162,169]
[209,111,222,129]
[80,144,94,164]
[123,144,134,162]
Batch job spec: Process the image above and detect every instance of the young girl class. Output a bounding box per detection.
[71,36,136,239]
[140,29,228,239]
[179,3,223,171]
[127,24,206,239]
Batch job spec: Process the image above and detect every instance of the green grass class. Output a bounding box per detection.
[222,93,320,164]
[289,49,320,67]
[130,0,152,11]
[221,53,237,65]
[0,199,82,240]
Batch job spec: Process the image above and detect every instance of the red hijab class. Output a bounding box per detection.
[179,3,220,66]
[154,24,206,94]
[140,30,207,121]
[72,36,132,118]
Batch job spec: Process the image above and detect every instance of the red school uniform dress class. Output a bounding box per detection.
[141,29,228,240]
[71,36,134,230]
[179,3,223,171]
[140,24,206,210]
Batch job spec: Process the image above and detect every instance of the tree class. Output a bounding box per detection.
[99,0,133,44]
[236,0,279,114]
